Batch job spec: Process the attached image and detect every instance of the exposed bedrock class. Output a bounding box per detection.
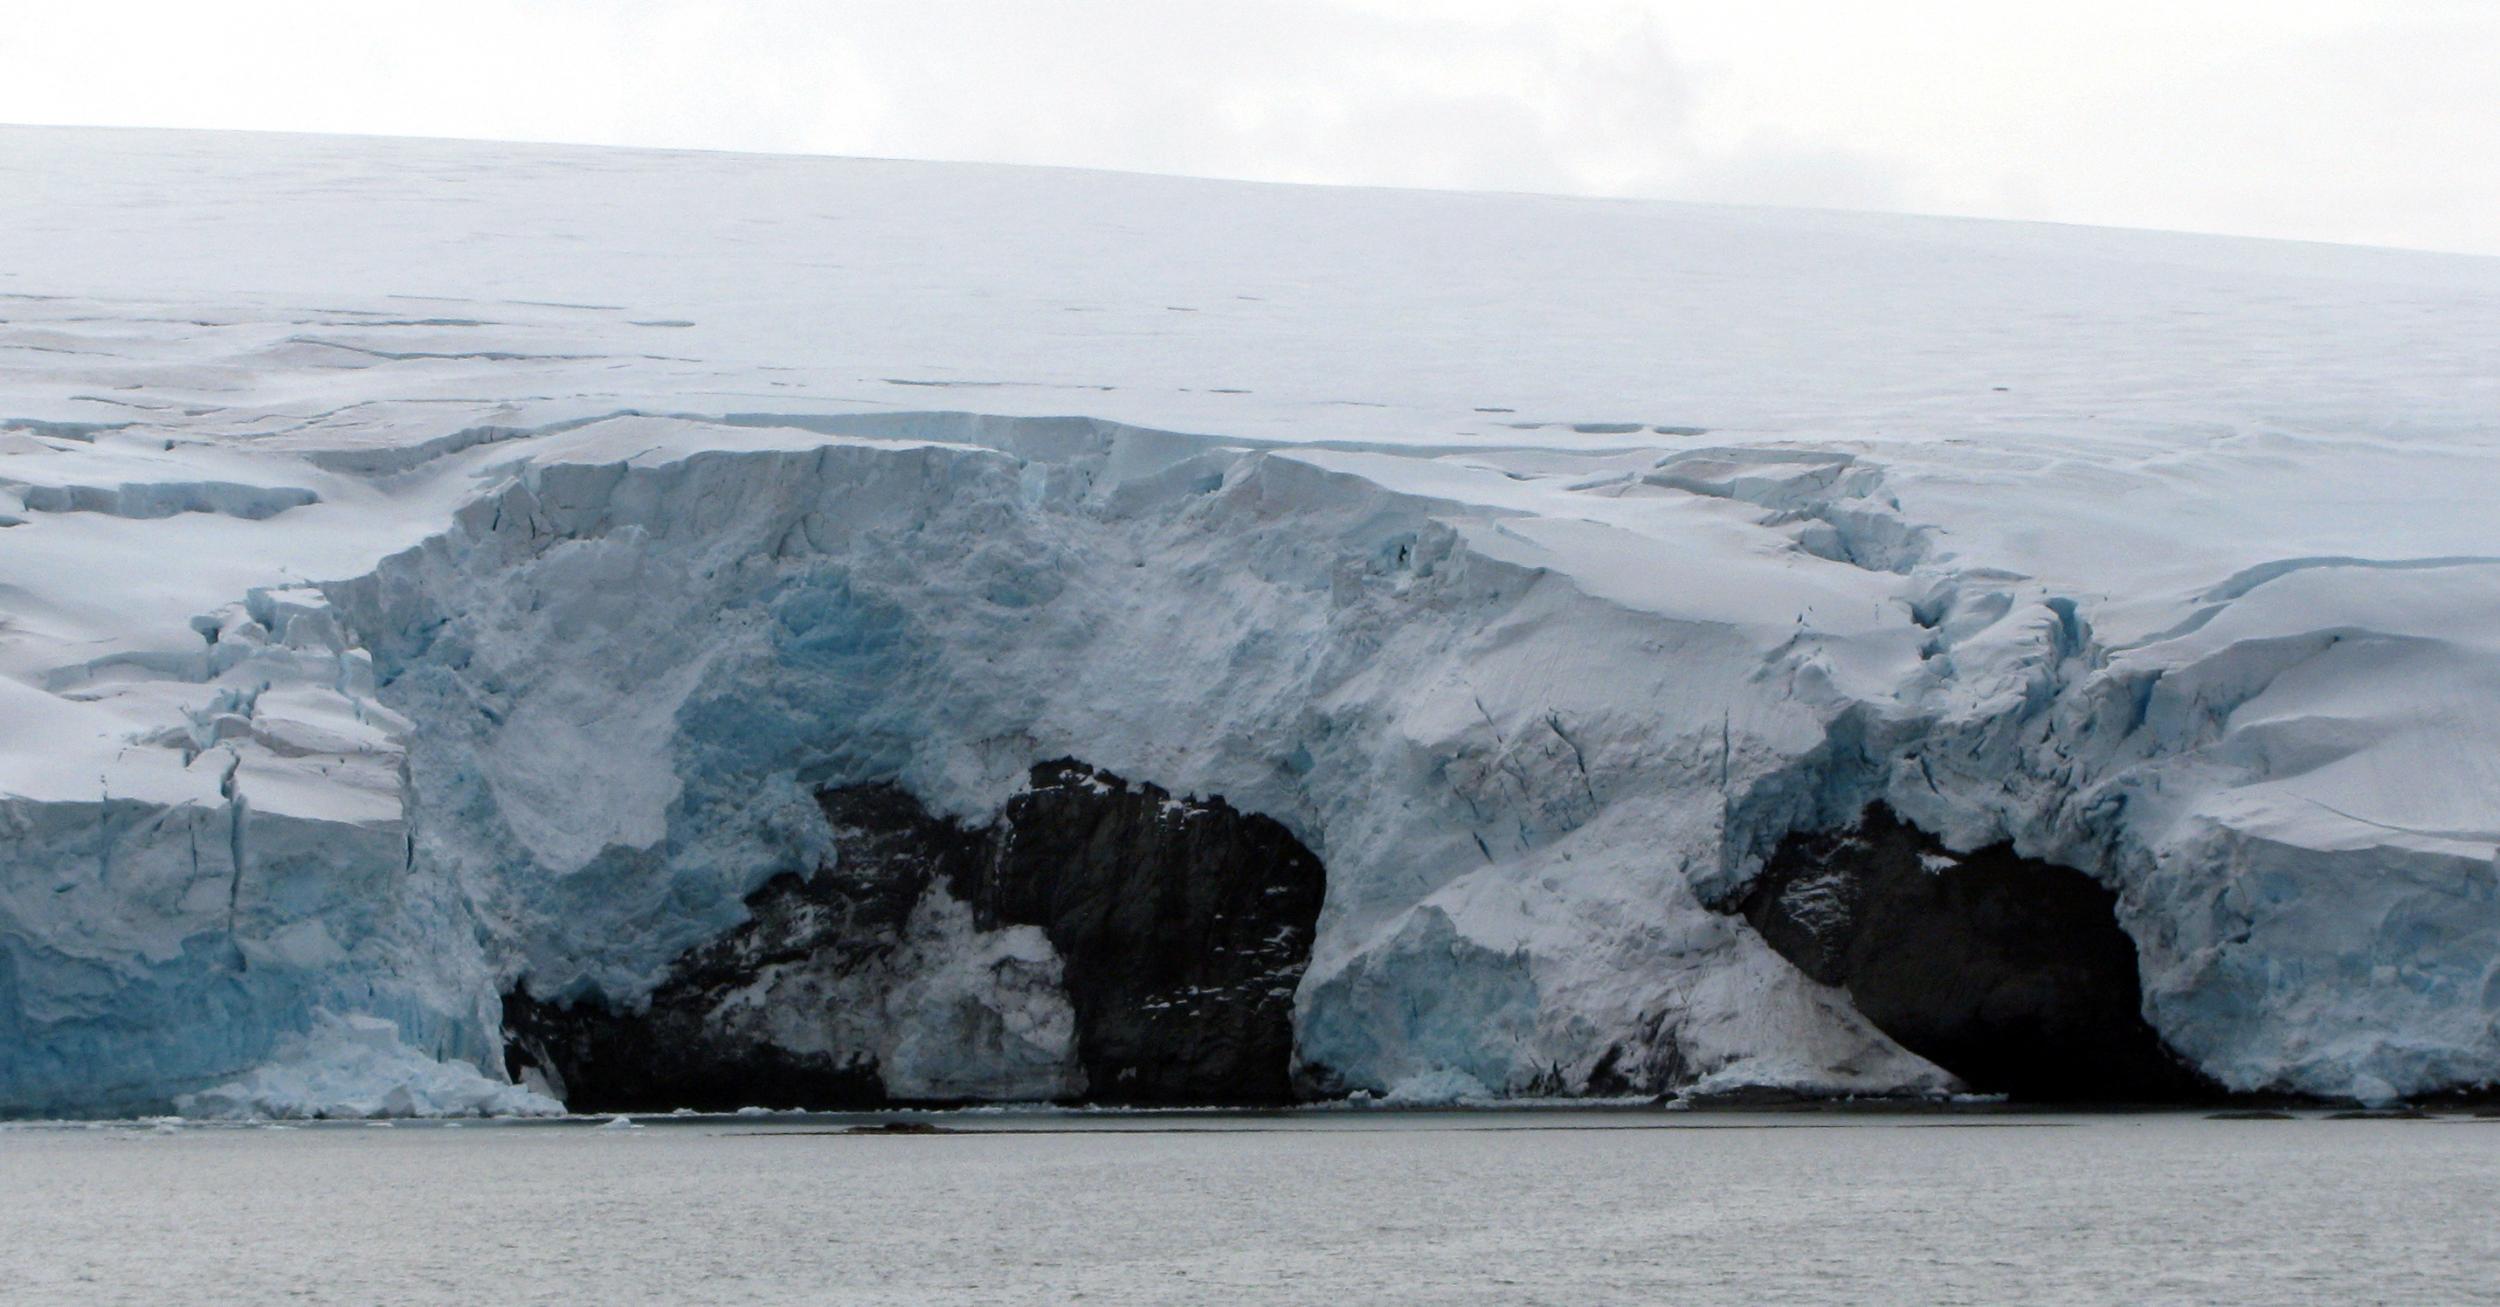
[934,761,1327,1103]
[502,761,1325,1110]
[1726,804,2219,1103]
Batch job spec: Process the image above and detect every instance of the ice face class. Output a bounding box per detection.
[325,425,1946,1105]
[2,128,2496,1114]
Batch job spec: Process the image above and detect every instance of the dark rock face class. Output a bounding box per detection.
[503,760,1325,1111]
[503,856,926,1113]
[940,759,1326,1105]
[1731,805,2219,1103]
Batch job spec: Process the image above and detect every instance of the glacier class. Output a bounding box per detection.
[1,126,2496,1116]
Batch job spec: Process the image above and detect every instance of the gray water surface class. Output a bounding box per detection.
[4,1111,2495,1305]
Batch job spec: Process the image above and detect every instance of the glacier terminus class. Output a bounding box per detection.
[2,126,2497,1118]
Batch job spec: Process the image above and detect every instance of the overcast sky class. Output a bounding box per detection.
[6,1,2495,255]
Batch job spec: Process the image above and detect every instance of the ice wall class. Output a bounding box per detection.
[7,410,2497,1113]
[317,418,1946,1108]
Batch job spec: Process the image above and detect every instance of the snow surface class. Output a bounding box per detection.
[1,126,2496,1113]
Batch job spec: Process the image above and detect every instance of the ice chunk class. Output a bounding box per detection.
[174,1012,562,1120]
[1379,1068,1496,1107]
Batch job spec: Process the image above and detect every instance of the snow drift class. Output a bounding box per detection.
[1,127,2495,1115]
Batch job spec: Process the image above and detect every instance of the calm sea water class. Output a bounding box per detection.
[3,1110,2495,1305]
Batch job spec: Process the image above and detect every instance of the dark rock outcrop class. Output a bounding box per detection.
[1730,804,2219,1103]
[503,855,926,1112]
[504,760,1325,1111]
[936,759,1325,1105]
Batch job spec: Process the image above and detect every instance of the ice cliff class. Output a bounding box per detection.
[1,127,2495,1116]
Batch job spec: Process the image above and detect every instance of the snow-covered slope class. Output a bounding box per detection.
[2,126,2495,1115]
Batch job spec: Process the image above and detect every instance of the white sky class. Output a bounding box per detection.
[5,0,2495,255]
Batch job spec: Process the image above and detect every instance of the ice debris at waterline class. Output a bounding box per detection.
[174,1013,562,1121]
[2,126,2498,1117]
